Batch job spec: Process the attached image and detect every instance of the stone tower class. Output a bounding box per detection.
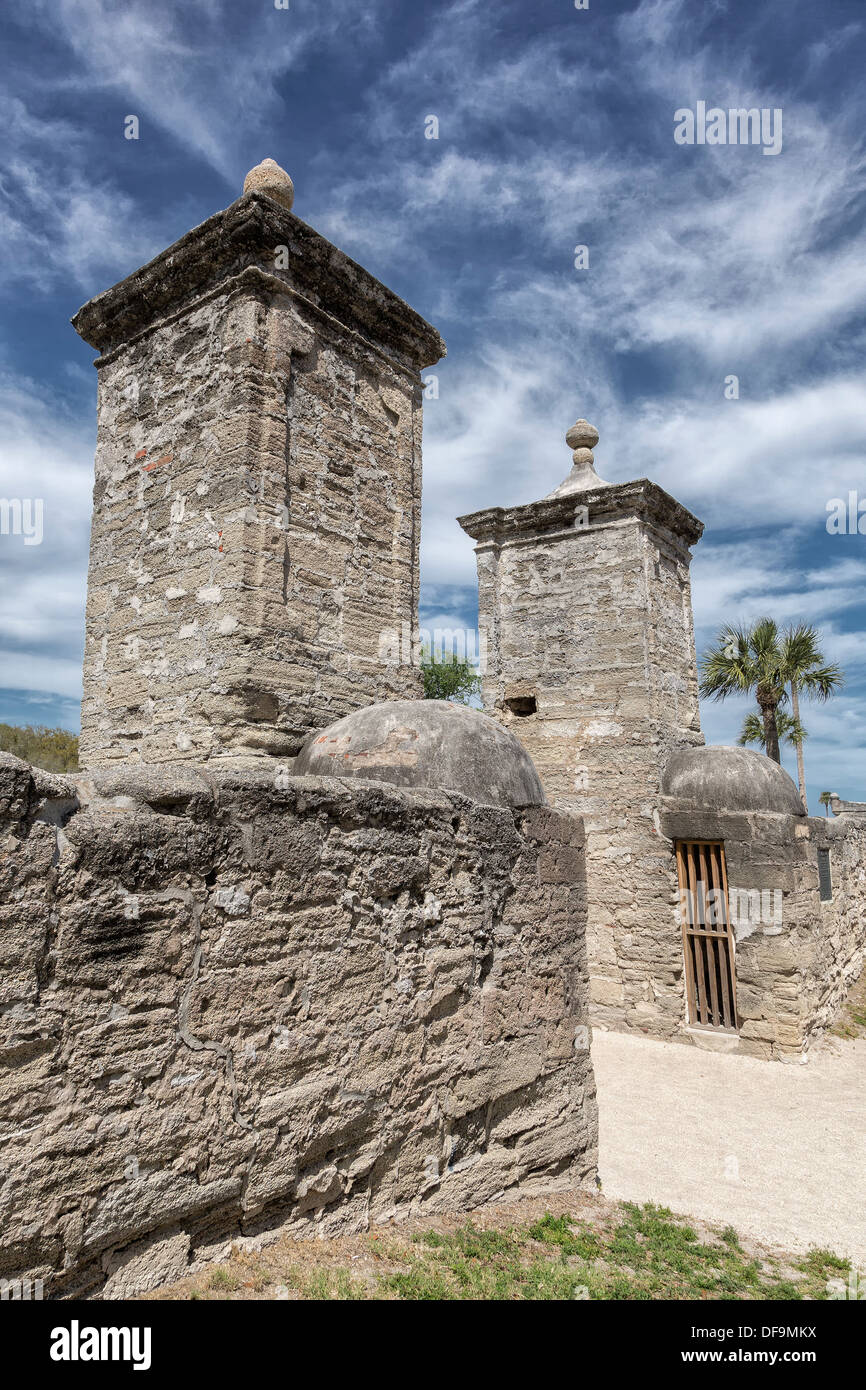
[458,418,705,1036]
[72,158,444,767]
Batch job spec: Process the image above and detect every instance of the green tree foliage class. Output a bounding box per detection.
[699,618,842,810]
[738,708,805,751]
[420,646,480,705]
[0,723,79,773]
[779,624,843,813]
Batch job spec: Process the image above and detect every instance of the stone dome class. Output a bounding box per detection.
[294,699,545,808]
[662,745,804,816]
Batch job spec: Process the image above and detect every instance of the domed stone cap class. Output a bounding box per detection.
[662,746,804,816]
[295,700,546,808]
[243,157,294,212]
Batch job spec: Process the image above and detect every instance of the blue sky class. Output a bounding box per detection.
[1,0,865,803]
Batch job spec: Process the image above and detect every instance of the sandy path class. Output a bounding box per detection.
[592,1028,866,1271]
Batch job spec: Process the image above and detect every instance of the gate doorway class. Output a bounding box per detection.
[675,840,738,1032]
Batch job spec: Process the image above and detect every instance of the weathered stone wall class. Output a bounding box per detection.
[810,814,866,1044]
[0,752,596,1298]
[659,804,866,1058]
[461,481,704,1040]
[73,193,444,768]
[459,466,866,1058]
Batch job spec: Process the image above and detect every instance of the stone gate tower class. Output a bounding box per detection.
[73,159,444,767]
[459,419,705,1036]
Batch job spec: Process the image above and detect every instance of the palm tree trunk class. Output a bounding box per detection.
[758,692,781,763]
[790,679,807,812]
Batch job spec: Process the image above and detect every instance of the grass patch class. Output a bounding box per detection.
[375,1204,848,1302]
[296,1268,369,1301]
[150,1200,851,1302]
[528,1211,604,1260]
[386,1200,856,1306]
[832,964,866,1039]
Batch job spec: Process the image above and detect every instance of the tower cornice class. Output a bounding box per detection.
[72,190,446,373]
[458,478,704,552]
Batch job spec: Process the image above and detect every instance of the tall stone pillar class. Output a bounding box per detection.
[72,159,444,767]
[459,418,705,1036]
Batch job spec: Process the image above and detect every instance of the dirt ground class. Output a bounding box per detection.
[141,1184,847,1302]
[593,1024,866,1271]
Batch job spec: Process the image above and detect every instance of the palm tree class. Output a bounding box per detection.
[738,708,806,753]
[819,791,834,817]
[700,619,842,812]
[778,624,843,814]
[699,618,789,764]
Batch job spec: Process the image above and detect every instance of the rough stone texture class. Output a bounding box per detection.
[295,699,546,807]
[0,752,596,1298]
[812,812,866,1044]
[72,191,445,767]
[459,451,866,1057]
[663,745,805,817]
[658,749,866,1056]
[242,158,294,212]
[829,794,866,818]
[659,798,866,1059]
[459,476,705,1041]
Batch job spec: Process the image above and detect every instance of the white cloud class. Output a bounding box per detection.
[692,539,866,633]
[0,95,182,290]
[0,0,862,802]
[28,0,378,180]
[0,373,90,699]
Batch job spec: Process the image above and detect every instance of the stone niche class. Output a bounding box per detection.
[72,189,445,768]
[0,751,596,1298]
[659,748,866,1058]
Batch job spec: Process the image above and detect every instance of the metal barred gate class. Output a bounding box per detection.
[675,840,738,1032]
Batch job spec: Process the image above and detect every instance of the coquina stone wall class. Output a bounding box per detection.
[460,476,705,1042]
[0,752,596,1299]
[659,802,866,1058]
[812,813,866,1045]
[460,441,866,1057]
[72,191,444,768]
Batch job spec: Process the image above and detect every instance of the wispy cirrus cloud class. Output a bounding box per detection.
[0,0,864,795]
[0,371,91,699]
[24,0,369,179]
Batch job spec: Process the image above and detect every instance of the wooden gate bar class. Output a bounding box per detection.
[707,842,733,1026]
[715,841,737,1027]
[676,840,738,1032]
[698,843,721,1026]
[684,842,708,1024]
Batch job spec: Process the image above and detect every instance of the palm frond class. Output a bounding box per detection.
[738,709,806,749]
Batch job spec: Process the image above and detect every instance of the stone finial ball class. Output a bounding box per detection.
[565,419,599,453]
[243,158,294,212]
